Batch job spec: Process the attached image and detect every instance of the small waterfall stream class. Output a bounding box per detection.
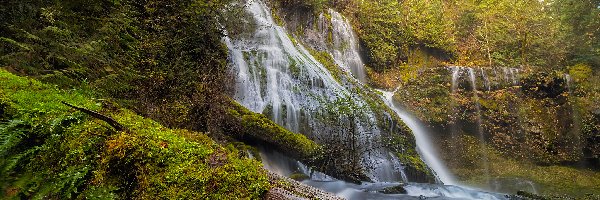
[449,66,525,190]
[467,68,490,184]
[323,9,367,82]
[378,88,456,185]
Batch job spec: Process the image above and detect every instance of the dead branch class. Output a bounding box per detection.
[61,101,125,132]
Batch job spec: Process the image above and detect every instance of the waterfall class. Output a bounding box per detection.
[451,67,462,92]
[322,9,368,82]
[378,89,456,185]
[564,74,573,90]
[225,1,513,196]
[501,67,520,86]
[468,68,491,184]
[226,0,403,182]
[481,68,491,91]
[449,66,528,187]
[564,73,583,158]
[450,66,462,153]
[450,66,498,185]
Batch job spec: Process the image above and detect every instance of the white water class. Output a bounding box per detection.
[468,68,491,183]
[227,1,512,198]
[319,9,367,82]
[378,88,456,185]
[481,68,491,91]
[226,0,402,182]
[564,74,573,89]
[260,147,507,200]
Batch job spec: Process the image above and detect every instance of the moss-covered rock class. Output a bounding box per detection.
[380,184,407,194]
[268,6,435,182]
[224,101,322,162]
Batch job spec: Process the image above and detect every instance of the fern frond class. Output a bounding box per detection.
[0,120,28,157]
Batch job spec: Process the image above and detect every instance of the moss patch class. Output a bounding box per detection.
[225,100,322,163]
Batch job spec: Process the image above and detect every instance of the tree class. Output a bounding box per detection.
[552,0,600,68]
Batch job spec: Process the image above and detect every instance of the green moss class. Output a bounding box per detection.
[272,9,285,27]
[289,56,301,78]
[0,70,270,199]
[569,63,593,83]
[305,48,344,83]
[392,67,452,124]
[227,101,322,161]
[289,173,309,181]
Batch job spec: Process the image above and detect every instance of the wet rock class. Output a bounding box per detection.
[289,173,310,181]
[264,187,306,200]
[379,184,407,194]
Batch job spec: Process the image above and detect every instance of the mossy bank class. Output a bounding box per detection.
[0,70,273,198]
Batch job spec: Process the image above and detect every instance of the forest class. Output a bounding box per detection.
[1,0,599,199]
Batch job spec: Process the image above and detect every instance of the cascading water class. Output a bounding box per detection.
[564,74,573,90]
[450,67,462,144]
[564,73,583,157]
[320,9,367,82]
[378,88,456,185]
[226,0,402,182]
[226,1,511,198]
[501,67,520,86]
[449,66,524,189]
[481,68,491,91]
[260,147,506,200]
[468,68,491,184]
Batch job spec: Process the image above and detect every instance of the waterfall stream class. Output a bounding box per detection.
[226,0,511,198]
[468,68,490,184]
[320,9,367,82]
[378,88,456,185]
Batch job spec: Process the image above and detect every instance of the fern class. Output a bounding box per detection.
[0,37,32,51]
[1,147,39,176]
[31,166,90,200]
[0,120,28,157]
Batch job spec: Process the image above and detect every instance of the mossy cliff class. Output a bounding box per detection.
[389,66,600,197]
[1,0,430,186]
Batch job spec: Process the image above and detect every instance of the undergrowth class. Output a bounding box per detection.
[0,70,270,199]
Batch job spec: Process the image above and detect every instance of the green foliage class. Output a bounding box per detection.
[392,68,452,124]
[275,0,328,12]
[0,0,234,133]
[447,0,567,67]
[552,0,600,68]
[569,63,593,82]
[0,70,270,199]
[354,0,455,71]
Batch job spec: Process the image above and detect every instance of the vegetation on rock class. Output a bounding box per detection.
[0,70,270,199]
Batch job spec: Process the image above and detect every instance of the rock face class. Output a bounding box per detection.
[391,66,600,195]
[394,67,590,164]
